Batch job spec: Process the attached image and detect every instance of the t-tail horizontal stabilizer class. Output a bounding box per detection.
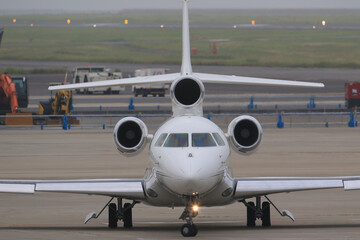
[194,73,324,88]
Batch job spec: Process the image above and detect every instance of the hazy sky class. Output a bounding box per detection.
[1,0,360,12]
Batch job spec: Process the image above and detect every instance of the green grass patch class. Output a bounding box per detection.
[1,26,360,68]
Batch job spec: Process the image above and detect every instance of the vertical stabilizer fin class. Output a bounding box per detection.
[180,0,193,76]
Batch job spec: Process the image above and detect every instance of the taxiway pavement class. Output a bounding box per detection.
[0,127,359,239]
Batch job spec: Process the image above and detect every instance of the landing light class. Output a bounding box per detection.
[160,24,164,29]
[322,20,326,26]
[67,19,71,24]
[12,19,16,23]
[192,205,199,212]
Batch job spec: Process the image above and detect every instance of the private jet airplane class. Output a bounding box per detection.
[1,0,360,237]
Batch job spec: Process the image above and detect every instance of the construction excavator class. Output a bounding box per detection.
[0,73,32,125]
[38,82,78,126]
[0,73,20,114]
[39,83,73,116]
[1,73,75,125]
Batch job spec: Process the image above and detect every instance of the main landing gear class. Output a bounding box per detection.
[179,197,199,237]
[241,196,295,227]
[83,197,138,229]
[108,198,137,229]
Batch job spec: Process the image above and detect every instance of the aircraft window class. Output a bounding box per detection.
[192,133,217,147]
[212,133,225,146]
[163,133,188,147]
[90,68,105,73]
[155,133,168,147]
[13,80,25,94]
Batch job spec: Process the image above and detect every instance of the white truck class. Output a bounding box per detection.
[133,68,169,97]
[72,66,124,94]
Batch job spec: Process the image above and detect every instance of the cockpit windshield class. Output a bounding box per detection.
[156,132,225,148]
[155,133,168,147]
[163,133,188,147]
[212,132,225,146]
[192,133,216,147]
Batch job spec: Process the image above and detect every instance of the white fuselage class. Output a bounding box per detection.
[144,116,235,207]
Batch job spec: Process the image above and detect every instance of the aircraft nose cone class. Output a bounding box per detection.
[156,149,226,196]
[176,164,221,195]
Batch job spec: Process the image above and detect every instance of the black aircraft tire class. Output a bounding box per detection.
[123,203,133,228]
[108,203,118,228]
[262,201,271,227]
[247,201,256,227]
[181,223,197,237]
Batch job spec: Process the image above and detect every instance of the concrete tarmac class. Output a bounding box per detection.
[0,127,360,239]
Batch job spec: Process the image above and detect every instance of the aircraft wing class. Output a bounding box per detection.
[0,179,146,200]
[234,177,360,199]
[48,73,181,91]
[194,73,325,88]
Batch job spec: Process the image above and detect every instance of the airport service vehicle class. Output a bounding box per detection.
[1,1,360,237]
[133,68,168,97]
[37,83,79,126]
[39,83,73,115]
[345,82,360,109]
[72,66,124,94]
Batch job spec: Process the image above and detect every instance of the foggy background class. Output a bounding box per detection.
[1,0,360,14]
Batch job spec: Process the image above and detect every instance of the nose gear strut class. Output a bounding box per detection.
[179,196,199,237]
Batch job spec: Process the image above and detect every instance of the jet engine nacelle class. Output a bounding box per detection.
[170,77,205,116]
[113,117,149,156]
[227,115,262,155]
[170,77,205,108]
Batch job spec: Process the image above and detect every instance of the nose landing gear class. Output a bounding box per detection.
[179,197,199,237]
[181,223,198,237]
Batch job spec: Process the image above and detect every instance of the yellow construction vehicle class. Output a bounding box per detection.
[39,83,73,115]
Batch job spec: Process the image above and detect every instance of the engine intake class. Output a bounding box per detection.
[114,117,148,156]
[227,116,262,155]
[170,77,204,107]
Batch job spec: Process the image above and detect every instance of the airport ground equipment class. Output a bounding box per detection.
[38,83,78,125]
[39,83,73,115]
[11,76,28,108]
[0,73,32,125]
[133,68,169,97]
[0,73,21,113]
[345,82,360,109]
[72,66,124,94]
